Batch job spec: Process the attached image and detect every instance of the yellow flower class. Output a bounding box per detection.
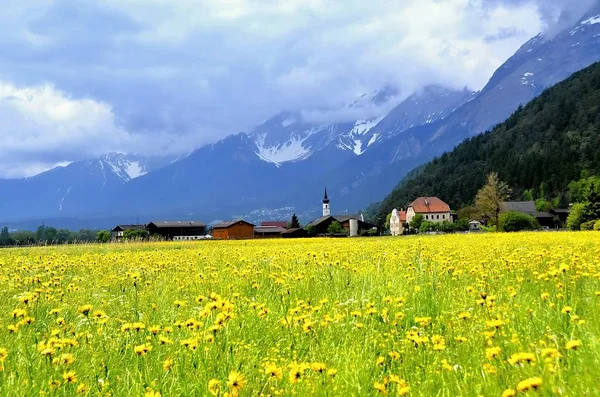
[374,381,387,394]
[208,379,221,396]
[76,383,88,394]
[541,348,561,358]
[516,377,542,392]
[78,305,92,316]
[134,343,153,356]
[311,362,327,373]
[265,363,283,380]
[485,346,502,360]
[457,311,471,320]
[565,340,582,350]
[62,370,78,384]
[508,352,536,366]
[227,371,245,393]
[501,388,516,397]
[561,306,573,314]
[163,358,174,372]
[397,385,410,396]
[144,391,161,397]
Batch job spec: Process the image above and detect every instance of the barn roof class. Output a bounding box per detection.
[409,197,450,213]
[213,220,255,228]
[500,201,537,214]
[254,226,287,234]
[148,220,206,228]
[261,221,288,228]
[112,224,146,232]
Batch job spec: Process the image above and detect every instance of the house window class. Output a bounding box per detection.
[437,215,439,219]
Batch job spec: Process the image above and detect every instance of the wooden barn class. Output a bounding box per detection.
[254,226,286,239]
[147,221,206,240]
[213,220,255,239]
[281,228,308,238]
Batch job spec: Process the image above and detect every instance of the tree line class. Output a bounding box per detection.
[0,225,101,247]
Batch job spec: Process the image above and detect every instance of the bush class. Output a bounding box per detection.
[419,221,439,233]
[96,230,111,243]
[594,220,600,231]
[409,214,424,231]
[327,221,345,235]
[123,229,150,240]
[566,203,586,231]
[498,211,540,232]
[580,220,596,231]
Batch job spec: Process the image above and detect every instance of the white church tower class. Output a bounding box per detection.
[323,187,331,217]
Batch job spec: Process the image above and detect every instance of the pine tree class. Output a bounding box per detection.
[289,213,301,229]
[0,227,11,246]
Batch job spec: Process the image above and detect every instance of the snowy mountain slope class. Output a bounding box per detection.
[248,87,399,166]
[100,153,181,182]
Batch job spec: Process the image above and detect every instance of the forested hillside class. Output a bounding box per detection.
[374,62,600,218]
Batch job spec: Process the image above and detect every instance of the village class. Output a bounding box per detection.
[109,188,571,241]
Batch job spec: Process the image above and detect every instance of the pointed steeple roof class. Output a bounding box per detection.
[323,187,330,204]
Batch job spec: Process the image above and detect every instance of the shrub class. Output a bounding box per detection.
[566,203,586,231]
[409,214,424,231]
[594,220,600,231]
[419,221,439,233]
[327,221,345,235]
[498,211,540,232]
[96,230,111,243]
[580,220,596,231]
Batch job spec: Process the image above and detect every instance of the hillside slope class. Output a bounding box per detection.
[374,62,600,218]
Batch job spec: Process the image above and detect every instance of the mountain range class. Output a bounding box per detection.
[1,2,600,228]
[372,60,600,219]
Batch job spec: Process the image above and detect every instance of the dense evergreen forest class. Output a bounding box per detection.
[373,62,600,219]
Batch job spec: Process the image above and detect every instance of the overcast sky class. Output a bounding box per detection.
[0,0,595,178]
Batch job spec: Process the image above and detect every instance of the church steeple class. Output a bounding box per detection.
[322,187,331,216]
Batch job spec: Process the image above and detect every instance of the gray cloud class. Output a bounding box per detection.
[0,0,593,177]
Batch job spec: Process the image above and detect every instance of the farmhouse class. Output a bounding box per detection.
[499,201,554,228]
[111,224,146,240]
[147,221,207,240]
[406,197,452,224]
[213,220,255,239]
[389,208,407,236]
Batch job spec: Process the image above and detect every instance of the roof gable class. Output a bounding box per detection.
[409,197,450,213]
[213,220,256,228]
[148,220,206,228]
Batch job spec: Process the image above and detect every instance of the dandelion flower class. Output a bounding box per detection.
[227,371,245,393]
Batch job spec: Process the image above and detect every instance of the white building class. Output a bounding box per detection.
[389,208,407,236]
[405,197,452,225]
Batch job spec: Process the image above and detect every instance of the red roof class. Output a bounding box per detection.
[399,210,407,222]
[261,221,288,228]
[409,197,450,213]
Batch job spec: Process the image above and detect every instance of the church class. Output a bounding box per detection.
[305,188,375,236]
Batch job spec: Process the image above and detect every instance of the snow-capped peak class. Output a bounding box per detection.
[100,153,148,182]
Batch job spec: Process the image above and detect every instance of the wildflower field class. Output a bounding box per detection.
[0,233,599,396]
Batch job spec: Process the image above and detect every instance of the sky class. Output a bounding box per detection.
[0,0,595,178]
